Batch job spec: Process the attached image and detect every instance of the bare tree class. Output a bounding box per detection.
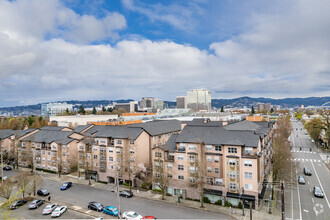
[196,142,206,208]
[0,180,14,199]
[152,151,168,200]
[15,171,32,198]
[57,144,63,178]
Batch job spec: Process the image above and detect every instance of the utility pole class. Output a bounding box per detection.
[116,166,121,219]
[268,183,272,214]
[33,149,36,196]
[241,187,245,216]
[281,181,285,220]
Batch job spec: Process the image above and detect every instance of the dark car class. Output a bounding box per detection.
[313,186,324,198]
[119,190,133,198]
[60,182,72,190]
[304,167,312,176]
[10,199,27,209]
[298,176,306,184]
[3,166,12,171]
[37,188,50,196]
[88,201,104,212]
[28,199,44,209]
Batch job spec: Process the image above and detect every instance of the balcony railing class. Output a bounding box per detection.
[241,152,258,157]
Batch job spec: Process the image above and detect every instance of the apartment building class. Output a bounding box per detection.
[151,119,274,209]
[18,130,85,173]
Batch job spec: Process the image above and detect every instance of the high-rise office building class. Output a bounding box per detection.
[186,89,211,112]
[176,96,187,109]
[41,102,73,116]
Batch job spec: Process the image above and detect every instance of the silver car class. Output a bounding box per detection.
[42,203,58,215]
[51,206,67,217]
[28,199,44,209]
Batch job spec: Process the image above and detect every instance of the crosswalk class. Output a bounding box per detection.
[288,158,321,162]
[291,150,316,154]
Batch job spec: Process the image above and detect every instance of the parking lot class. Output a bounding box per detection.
[9,202,93,219]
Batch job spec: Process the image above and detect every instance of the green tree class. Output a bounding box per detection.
[92,107,97,115]
[304,118,323,144]
[251,106,255,114]
[107,107,113,112]
[27,116,35,126]
[270,108,274,113]
[102,106,106,112]
[220,106,224,112]
[78,105,86,115]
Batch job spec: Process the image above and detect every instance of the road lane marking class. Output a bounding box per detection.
[314,159,317,162]
[302,159,305,162]
[85,210,92,213]
[311,162,330,208]
[303,209,309,213]
[308,181,310,185]
[318,160,320,162]
[296,168,303,220]
[313,203,324,216]
[312,198,314,203]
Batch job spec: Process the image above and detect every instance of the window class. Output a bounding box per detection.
[206,177,213,184]
[189,177,195,183]
[62,145,66,149]
[153,136,156,141]
[109,157,113,162]
[130,139,134,145]
[189,155,195,162]
[52,145,56,149]
[207,167,212,173]
[229,171,236,178]
[215,146,222,151]
[214,156,219,163]
[154,162,160,168]
[130,157,135,162]
[244,160,253,167]
[178,165,184,170]
[100,147,105,153]
[116,158,121,162]
[206,145,212,151]
[228,147,237,153]
[42,151,45,155]
[245,147,253,155]
[178,143,185,151]
[177,154,184,160]
[215,168,219,173]
[245,172,252,179]
[116,149,121,153]
[229,183,236,190]
[79,145,84,150]
[109,147,113,153]
[155,152,162,157]
[158,135,162,139]
[93,146,98,151]
[155,172,160,178]
[63,152,66,156]
[87,153,91,159]
[94,155,98,159]
[188,144,197,151]
[42,158,45,161]
[116,140,122,145]
[109,165,114,170]
[228,159,236,166]
[207,156,212,162]
[178,175,184,180]
[153,144,156,148]
[167,163,172,168]
[100,139,106,144]
[94,162,98,167]
[189,166,196,173]
[168,174,172,178]
[245,184,253,190]
[48,152,50,155]
[215,178,223,185]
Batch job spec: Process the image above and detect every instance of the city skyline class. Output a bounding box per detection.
[0,0,330,107]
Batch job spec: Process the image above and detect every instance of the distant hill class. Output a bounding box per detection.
[0,97,329,115]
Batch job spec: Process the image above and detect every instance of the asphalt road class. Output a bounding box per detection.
[42,178,231,219]
[285,119,330,220]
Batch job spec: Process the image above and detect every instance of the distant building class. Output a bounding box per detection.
[186,89,211,112]
[257,103,271,112]
[41,102,73,117]
[141,97,155,110]
[154,99,164,111]
[176,96,187,109]
[49,115,118,126]
[114,101,138,113]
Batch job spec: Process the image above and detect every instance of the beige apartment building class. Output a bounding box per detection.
[151,119,274,209]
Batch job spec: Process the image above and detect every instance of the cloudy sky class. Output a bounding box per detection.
[0,0,329,107]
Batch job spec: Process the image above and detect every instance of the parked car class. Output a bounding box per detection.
[51,206,67,217]
[10,199,27,209]
[3,166,12,171]
[60,182,72,190]
[119,190,133,198]
[122,211,143,220]
[43,203,58,215]
[298,176,306,184]
[0,176,7,181]
[103,206,120,217]
[304,167,312,176]
[313,186,324,198]
[88,201,104,212]
[28,199,44,209]
[142,216,157,220]
[37,188,50,196]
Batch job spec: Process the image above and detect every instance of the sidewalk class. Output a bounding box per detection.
[35,170,280,220]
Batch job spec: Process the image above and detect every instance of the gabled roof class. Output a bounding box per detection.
[224,120,261,131]
[73,124,94,133]
[128,120,181,136]
[185,118,223,127]
[40,126,72,131]
[21,130,75,145]
[0,129,14,139]
[157,134,179,152]
[93,126,144,140]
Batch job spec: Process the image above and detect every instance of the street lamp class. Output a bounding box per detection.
[241,187,245,216]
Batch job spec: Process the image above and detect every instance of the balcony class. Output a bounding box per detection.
[177,147,186,152]
[241,152,258,158]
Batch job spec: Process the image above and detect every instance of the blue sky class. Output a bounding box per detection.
[0,0,329,107]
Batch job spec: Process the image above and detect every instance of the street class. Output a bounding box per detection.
[285,119,330,220]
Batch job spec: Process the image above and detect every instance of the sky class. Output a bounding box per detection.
[0,0,330,107]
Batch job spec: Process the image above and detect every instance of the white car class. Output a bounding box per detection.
[43,203,58,215]
[122,211,143,220]
[51,206,67,217]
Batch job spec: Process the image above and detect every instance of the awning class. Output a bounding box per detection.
[226,192,255,201]
[204,189,222,196]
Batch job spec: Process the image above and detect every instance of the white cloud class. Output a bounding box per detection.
[0,0,330,107]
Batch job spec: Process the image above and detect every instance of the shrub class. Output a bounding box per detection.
[215,200,222,206]
[166,193,172,196]
[36,168,57,174]
[224,201,232,207]
[238,202,242,209]
[203,197,211,203]
[152,189,162,193]
[122,182,129,186]
[98,180,107,184]
[141,182,147,189]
